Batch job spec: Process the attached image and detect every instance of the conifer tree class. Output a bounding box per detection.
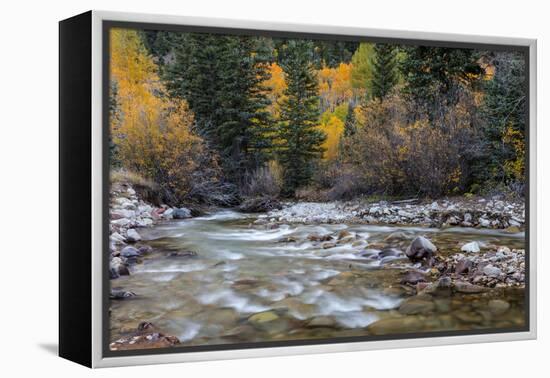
[371,44,398,100]
[164,34,274,183]
[278,40,326,194]
[343,102,357,137]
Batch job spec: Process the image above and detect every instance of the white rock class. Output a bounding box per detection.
[111,209,135,219]
[111,218,131,227]
[126,228,142,242]
[110,232,126,244]
[479,218,490,227]
[136,218,153,227]
[162,208,174,219]
[461,241,481,253]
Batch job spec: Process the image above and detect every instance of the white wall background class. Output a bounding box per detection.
[0,0,546,376]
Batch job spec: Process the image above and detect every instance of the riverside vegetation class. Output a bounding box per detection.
[107,28,527,350]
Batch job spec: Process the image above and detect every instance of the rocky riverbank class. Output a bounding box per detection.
[109,182,192,279]
[264,197,525,230]
[108,185,526,350]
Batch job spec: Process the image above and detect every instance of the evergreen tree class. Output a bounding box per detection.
[475,52,526,185]
[216,36,275,180]
[278,40,326,194]
[164,34,274,183]
[371,44,398,100]
[399,46,483,116]
[343,102,356,137]
[109,80,121,166]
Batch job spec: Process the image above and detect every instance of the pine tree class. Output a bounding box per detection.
[343,102,356,137]
[399,46,483,113]
[216,36,275,180]
[475,52,526,185]
[371,44,398,100]
[164,34,274,183]
[278,40,326,195]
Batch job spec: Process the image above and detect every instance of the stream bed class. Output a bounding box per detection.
[110,210,526,346]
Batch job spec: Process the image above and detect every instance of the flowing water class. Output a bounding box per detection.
[110,210,526,346]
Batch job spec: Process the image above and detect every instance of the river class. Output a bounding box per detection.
[110,209,526,346]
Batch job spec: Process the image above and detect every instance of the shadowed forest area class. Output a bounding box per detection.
[109,28,526,208]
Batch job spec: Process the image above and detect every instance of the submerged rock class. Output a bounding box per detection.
[400,271,427,285]
[367,316,425,335]
[488,299,511,315]
[398,296,435,315]
[453,281,487,294]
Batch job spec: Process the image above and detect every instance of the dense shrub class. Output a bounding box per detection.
[333,88,480,198]
[241,162,283,199]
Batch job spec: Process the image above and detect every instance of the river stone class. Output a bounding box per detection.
[248,311,279,324]
[400,271,427,285]
[162,208,174,219]
[454,311,483,324]
[111,218,131,227]
[367,316,424,335]
[307,316,336,328]
[110,232,126,244]
[505,226,521,233]
[110,257,129,278]
[398,296,435,315]
[173,207,192,219]
[461,241,480,253]
[483,264,502,278]
[110,290,136,300]
[488,299,511,315]
[337,230,351,239]
[453,281,487,294]
[322,242,337,249]
[126,228,142,242]
[455,258,473,275]
[479,218,490,227]
[308,233,333,242]
[121,246,140,258]
[405,236,437,263]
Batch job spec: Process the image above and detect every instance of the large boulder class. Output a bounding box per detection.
[173,207,192,219]
[405,236,437,264]
[239,197,282,213]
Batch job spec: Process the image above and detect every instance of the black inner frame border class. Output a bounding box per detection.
[101,19,531,359]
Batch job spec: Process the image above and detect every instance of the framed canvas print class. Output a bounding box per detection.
[59,10,537,368]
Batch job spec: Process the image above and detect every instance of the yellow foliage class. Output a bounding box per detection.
[503,125,525,181]
[319,115,345,160]
[264,62,287,119]
[110,28,218,203]
[318,63,353,111]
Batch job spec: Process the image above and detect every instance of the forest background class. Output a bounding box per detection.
[109,28,527,208]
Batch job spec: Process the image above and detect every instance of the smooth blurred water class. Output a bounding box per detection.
[110,210,526,346]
